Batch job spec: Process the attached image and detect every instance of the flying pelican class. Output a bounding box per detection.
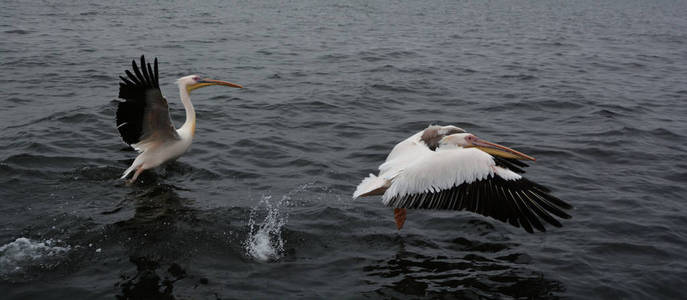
[115,56,242,183]
[353,125,572,233]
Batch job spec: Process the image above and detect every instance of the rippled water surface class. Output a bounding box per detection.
[2,0,687,298]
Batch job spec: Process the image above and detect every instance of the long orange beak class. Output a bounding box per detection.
[471,138,536,161]
[188,78,243,91]
[200,78,243,88]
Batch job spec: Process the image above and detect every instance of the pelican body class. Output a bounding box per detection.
[354,125,572,233]
[116,56,242,183]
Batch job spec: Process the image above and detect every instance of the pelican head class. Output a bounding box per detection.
[439,133,536,161]
[420,125,466,150]
[179,75,243,92]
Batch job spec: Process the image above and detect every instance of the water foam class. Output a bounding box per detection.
[243,195,289,262]
[0,237,71,273]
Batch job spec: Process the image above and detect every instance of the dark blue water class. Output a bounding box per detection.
[2,0,687,298]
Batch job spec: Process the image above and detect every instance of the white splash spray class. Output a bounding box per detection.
[0,237,71,274]
[243,195,289,262]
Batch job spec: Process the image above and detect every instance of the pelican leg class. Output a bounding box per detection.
[126,165,145,185]
[394,208,407,230]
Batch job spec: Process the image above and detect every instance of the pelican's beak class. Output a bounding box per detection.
[470,137,536,161]
[189,78,243,91]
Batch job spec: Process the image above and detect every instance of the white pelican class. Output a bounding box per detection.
[116,56,242,183]
[353,125,572,233]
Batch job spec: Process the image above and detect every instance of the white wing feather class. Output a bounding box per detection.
[353,130,427,198]
[378,130,427,179]
[354,127,524,201]
[382,148,521,204]
[352,173,389,198]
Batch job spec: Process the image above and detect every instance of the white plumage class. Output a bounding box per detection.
[354,125,572,233]
[115,56,242,184]
[383,147,507,204]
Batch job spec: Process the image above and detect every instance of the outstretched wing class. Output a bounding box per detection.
[377,129,429,179]
[116,55,179,151]
[353,129,429,198]
[355,125,471,198]
[379,125,468,178]
[382,148,572,233]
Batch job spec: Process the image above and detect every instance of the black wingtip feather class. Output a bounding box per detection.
[528,198,563,228]
[131,60,144,85]
[386,174,572,234]
[536,190,572,210]
[515,191,546,232]
[118,56,160,100]
[125,70,140,85]
[154,58,159,87]
[493,157,530,174]
[139,56,151,84]
[116,55,162,145]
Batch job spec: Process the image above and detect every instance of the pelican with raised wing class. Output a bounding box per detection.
[115,56,242,183]
[353,125,572,233]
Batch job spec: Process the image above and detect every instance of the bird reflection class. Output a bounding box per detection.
[116,257,187,300]
[362,236,564,298]
[105,174,209,299]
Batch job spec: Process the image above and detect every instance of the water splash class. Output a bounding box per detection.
[244,195,289,262]
[0,237,71,274]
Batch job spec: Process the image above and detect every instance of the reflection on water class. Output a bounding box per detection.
[363,238,564,298]
[108,180,199,299]
[116,256,186,300]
